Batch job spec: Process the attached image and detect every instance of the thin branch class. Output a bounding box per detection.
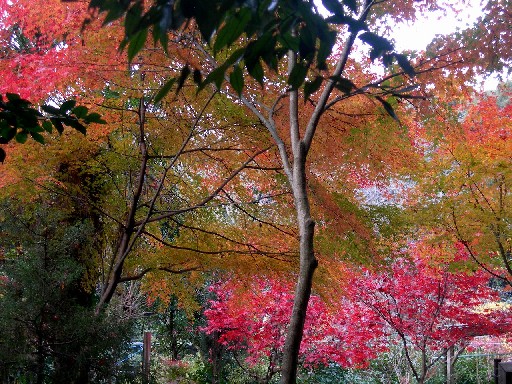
[119,265,200,282]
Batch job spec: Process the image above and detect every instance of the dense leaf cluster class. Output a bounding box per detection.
[88,0,414,102]
[0,93,105,162]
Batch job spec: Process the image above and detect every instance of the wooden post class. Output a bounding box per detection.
[495,359,502,384]
[143,331,151,383]
[446,345,454,384]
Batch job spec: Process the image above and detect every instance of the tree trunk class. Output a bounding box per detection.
[280,142,318,383]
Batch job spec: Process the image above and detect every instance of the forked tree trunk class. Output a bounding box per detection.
[278,5,370,380]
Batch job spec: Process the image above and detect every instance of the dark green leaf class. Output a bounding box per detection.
[244,32,273,68]
[51,119,64,134]
[6,93,21,102]
[317,30,336,70]
[230,65,244,96]
[343,0,358,12]
[299,28,316,62]
[15,131,28,144]
[154,78,176,103]
[0,127,16,143]
[42,120,53,133]
[345,17,368,33]
[304,76,323,100]
[382,53,394,67]
[25,125,44,133]
[100,1,126,26]
[331,76,355,94]
[84,112,105,124]
[30,131,45,144]
[201,66,227,91]
[224,48,245,67]
[41,105,61,115]
[394,53,416,77]
[322,0,344,15]
[288,62,309,90]
[127,28,148,62]
[376,96,400,123]
[176,65,191,94]
[359,32,393,53]
[125,1,143,37]
[213,8,251,53]
[193,69,202,85]
[60,99,77,113]
[72,105,89,119]
[247,60,264,85]
[64,118,87,134]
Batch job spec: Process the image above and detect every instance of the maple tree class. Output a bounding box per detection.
[427,0,512,82]
[1,0,304,316]
[407,83,512,287]
[346,242,512,384]
[2,0,509,382]
[0,0,111,160]
[130,2,450,380]
[203,277,384,383]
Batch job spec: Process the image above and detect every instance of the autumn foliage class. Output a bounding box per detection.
[204,277,385,372]
[1,0,512,382]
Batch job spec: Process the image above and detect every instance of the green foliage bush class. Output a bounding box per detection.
[0,202,135,383]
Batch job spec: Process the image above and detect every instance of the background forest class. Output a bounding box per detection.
[1,0,512,383]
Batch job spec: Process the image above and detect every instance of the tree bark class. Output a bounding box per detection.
[280,136,318,384]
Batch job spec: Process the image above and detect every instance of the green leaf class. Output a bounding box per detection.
[154,78,176,104]
[127,28,148,62]
[331,76,354,94]
[176,65,191,94]
[100,1,126,26]
[394,53,416,77]
[288,62,309,90]
[15,131,28,144]
[247,60,264,85]
[359,32,393,53]
[193,69,202,85]
[343,0,358,12]
[125,1,143,37]
[6,93,21,102]
[64,118,87,134]
[51,119,64,134]
[60,99,76,113]
[84,112,105,124]
[42,120,53,133]
[201,66,227,91]
[316,30,336,70]
[213,8,251,54]
[30,131,45,144]
[322,0,344,15]
[304,76,323,100]
[72,105,89,119]
[0,127,16,143]
[230,65,244,96]
[224,48,245,67]
[376,96,400,123]
[41,105,61,115]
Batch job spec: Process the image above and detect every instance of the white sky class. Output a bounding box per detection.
[390,0,507,89]
[391,0,484,51]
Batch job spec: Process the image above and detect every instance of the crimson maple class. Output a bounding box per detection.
[204,277,384,383]
[346,242,512,384]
